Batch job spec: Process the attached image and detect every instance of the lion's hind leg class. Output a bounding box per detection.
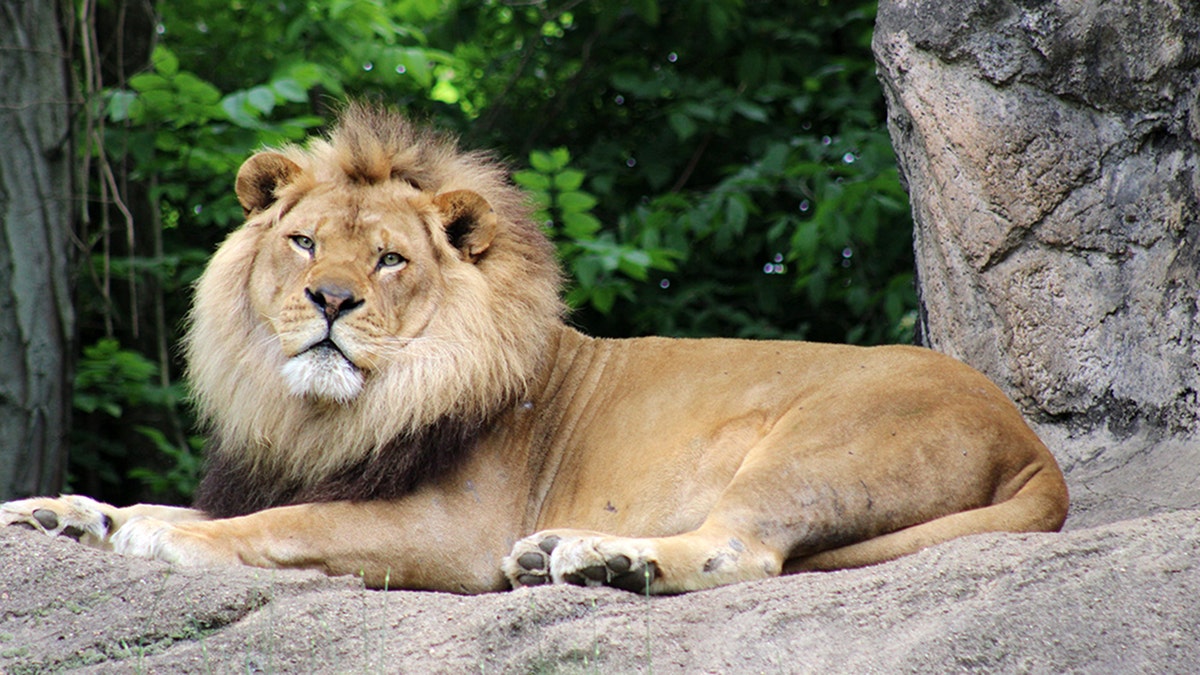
[786,461,1069,572]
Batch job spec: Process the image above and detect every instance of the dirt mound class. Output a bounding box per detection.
[3,502,1197,673]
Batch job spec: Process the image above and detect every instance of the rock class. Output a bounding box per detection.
[873,0,1200,475]
[2,512,1198,673]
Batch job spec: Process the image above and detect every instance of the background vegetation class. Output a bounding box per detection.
[71,0,914,505]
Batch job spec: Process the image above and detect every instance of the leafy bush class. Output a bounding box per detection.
[514,147,681,312]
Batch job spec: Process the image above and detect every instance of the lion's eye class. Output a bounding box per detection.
[290,234,315,253]
[379,252,407,268]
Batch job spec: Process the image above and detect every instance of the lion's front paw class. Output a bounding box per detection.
[553,537,659,593]
[110,517,178,562]
[504,531,660,593]
[0,495,115,548]
[111,518,237,567]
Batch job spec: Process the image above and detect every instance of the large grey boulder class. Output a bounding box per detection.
[873,0,1200,527]
[3,509,1199,673]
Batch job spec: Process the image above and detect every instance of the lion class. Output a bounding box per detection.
[1,104,1068,594]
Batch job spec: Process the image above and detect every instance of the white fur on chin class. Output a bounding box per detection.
[280,349,364,403]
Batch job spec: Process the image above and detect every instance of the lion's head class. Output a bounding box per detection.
[183,104,563,494]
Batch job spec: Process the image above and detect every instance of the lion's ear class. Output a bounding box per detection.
[432,190,498,262]
[235,152,303,216]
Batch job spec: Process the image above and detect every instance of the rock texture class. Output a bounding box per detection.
[3,2,1199,673]
[3,512,1199,673]
[874,0,1200,475]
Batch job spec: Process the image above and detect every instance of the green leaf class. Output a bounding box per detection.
[271,78,309,103]
[646,248,681,272]
[278,62,325,89]
[107,90,138,122]
[558,191,598,214]
[128,73,170,93]
[553,169,585,192]
[430,79,460,104]
[732,99,768,123]
[571,255,603,289]
[724,194,749,234]
[562,212,602,239]
[151,46,179,77]
[682,101,717,121]
[137,89,175,116]
[791,220,821,262]
[246,85,276,114]
[530,148,570,173]
[173,73,222,106]
[529,150,558,173]
[154,132,182,152]
[549,147,571,169]
[512,170,551,192]
[590,285,618,313]
[617,250,652,280]
[668,111,698,141]
[220,92,262,128]
[563,286,589,309]
[399,48,433,88]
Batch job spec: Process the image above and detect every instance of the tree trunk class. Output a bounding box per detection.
[874,0,1200,526]
[0,0,75,498]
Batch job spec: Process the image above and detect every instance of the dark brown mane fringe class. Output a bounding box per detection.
[192,416,485,518]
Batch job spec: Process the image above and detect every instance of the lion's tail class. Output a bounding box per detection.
[785,461,1069,572]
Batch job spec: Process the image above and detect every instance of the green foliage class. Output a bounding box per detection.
[71,340,202,501]
[514,147,679,313]
[72,0,914,503]
[127,431,204,501]
[74,339,164,418]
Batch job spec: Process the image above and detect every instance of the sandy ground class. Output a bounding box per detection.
[2,443,1198,674]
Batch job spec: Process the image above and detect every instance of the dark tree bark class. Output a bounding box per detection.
[0,0,75,498]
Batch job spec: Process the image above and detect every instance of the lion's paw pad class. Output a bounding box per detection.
[504,534,562,587]
[505,533,660,592]
[0,496,113,545]
[556,546,658,593]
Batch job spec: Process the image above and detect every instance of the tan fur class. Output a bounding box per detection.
[1,105,1068,594]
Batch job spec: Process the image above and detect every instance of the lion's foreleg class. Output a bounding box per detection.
[110,499,513,592]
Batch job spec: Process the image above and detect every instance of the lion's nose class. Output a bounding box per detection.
[306,286,363,324]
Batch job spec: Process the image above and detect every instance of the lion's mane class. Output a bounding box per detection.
[183,105,564,516]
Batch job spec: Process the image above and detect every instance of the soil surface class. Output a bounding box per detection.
[2,459,1198,674]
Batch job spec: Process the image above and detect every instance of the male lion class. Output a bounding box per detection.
[2,105,1068,594]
